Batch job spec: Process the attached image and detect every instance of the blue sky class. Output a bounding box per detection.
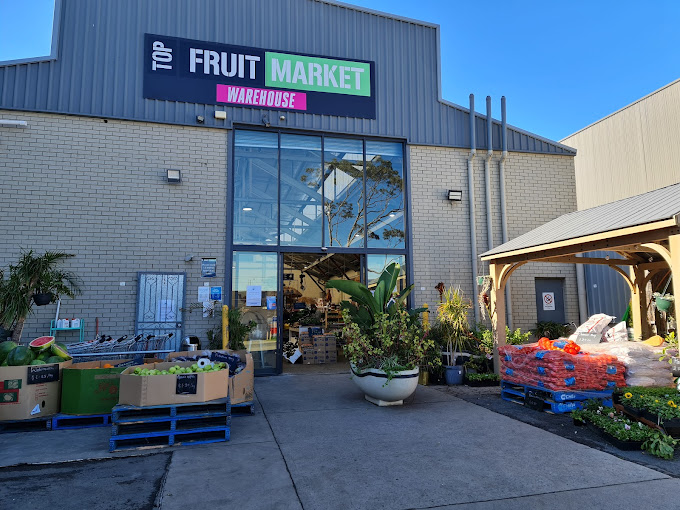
[0,0,55,61]
[1,0,678,142]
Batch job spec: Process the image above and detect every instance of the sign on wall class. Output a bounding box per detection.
[542,292,556,311]
[144,34,376,119]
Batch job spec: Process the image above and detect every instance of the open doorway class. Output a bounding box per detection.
[281,252,358,373]
[281,252,406,374]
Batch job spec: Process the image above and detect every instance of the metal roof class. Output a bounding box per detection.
[481,182,680,259]
[0,0,575,155]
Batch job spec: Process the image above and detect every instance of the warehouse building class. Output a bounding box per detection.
[561,78,680,322]
[0,0,578,375]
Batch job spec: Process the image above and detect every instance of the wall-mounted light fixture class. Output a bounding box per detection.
[0,120,28,127]
[167,169,181,183]
[214,111,227,120]
[184,255,194,262]
[196,115,205,123]
[448,189,463,201]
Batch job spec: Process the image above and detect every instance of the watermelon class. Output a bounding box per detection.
[47,356,64,364]
[36,351,52,362]
[30,359,46,365]
[51,343,70,360]
[29,336,55,353]
[56,342,68,353]
[0,340,17,364]
[7,346,35,366]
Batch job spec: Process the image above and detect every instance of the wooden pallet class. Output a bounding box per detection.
[51,413,111,430]
[231,401,255,416]
[0,416,52,433]
[110,398,231,452]
[501,381,613,414]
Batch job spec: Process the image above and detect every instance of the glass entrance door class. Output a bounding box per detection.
[232,252,279,375]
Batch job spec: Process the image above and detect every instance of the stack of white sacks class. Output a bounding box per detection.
[571,314,675,387]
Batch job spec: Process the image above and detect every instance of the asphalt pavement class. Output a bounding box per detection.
[1,374,679,510]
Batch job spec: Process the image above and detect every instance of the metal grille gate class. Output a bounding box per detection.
[135,272,186,352]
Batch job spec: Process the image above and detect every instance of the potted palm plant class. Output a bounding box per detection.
[437,286,472,385]
[0,251,81,343]
[326,263,436,406]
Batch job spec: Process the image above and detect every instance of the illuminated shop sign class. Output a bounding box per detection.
[144,34,376,119]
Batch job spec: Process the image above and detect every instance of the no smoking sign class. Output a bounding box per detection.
[542,292,556,311]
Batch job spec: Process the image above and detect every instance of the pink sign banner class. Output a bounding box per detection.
[216,85,307,111]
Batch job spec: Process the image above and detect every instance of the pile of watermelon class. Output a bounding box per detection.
[0,336,72,367]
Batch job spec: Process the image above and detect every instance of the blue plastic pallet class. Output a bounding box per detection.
[110,398,231,451]
[501,381,614,402]
[51,413,111,430]
[0,416,52,433]
[501,380,614,415]
[109,425,230,451]
[231,401,255,416]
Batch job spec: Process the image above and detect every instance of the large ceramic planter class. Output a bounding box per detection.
[350,364,419,406]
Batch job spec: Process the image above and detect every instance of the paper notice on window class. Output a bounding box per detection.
[246,285,262,307]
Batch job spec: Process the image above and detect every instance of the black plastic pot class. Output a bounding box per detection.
[32,293,54,306]
[586,422,644,451]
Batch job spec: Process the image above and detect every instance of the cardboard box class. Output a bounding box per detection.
[165,349,255,405]
[312,335,336,350]
[61,360,131,415]
[118,361,229,406]
[0,360,72,421]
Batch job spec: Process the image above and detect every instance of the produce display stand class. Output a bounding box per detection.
[109,397,231,451]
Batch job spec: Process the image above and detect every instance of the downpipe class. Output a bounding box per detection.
[499,96,513,329]
[468,94,480,324]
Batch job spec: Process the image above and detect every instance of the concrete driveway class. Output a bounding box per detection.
[1,373,679,509]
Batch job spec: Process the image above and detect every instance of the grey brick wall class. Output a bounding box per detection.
[0,110,228,347]
[409,146,578,334]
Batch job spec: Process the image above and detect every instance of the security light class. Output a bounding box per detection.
[167,169,181,183]
[448,189,463,201]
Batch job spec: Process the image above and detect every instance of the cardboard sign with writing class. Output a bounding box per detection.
[27,364,60,385]
[176,374,198,394]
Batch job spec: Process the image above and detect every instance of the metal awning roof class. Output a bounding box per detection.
[481,182,680,260]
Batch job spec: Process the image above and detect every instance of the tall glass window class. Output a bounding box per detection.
[365,141,405,249]
[233,131,279,245]
[367,254,406,294]
[279,134,323,246]
[323,138,365,248]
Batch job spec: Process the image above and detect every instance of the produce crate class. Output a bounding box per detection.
[110,397,230,451]
[501,380,613,414]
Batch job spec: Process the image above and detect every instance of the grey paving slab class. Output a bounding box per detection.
[255,373,452,415]
[0,395,272,468]
[258,374,674,510]
[159,441,301,510]
[0,453,170,510]
[437,478,680,510]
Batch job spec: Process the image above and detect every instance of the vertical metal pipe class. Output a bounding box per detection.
[499,96,513,329]
[468,94,479,324]
[485,96,493,252]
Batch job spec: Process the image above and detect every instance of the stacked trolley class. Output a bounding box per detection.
[65,333,176,362]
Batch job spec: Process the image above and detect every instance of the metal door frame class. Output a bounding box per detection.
[135,271,187,351]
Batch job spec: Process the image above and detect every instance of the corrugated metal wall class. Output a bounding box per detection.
[0,0,573,154]
[562,78,680,209]
[584,251,631,320]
